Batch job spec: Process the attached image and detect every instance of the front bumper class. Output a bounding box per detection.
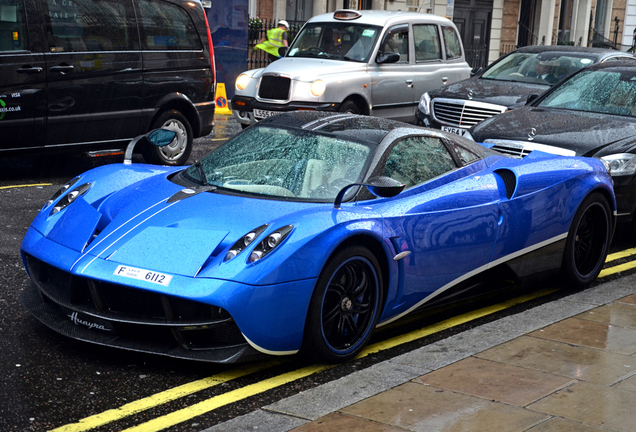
[231,96,340,125]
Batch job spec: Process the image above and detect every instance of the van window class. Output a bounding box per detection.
[137,0,202,50]
[414,24,441,62]
[44,0,135,52]
[442,26,462,59]
[0,0,27,51]
[379,25,409,63]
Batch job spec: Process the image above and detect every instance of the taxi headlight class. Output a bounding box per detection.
[236,74,251,91]
[310,80,326,97]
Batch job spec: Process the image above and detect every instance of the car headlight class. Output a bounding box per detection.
[49,182,91,216]
[418,92,431,115]
[310,80,326,97]
[236,73,251,91]
[600,153,636,176]
[249,225,293,263]
[224,224,268,262]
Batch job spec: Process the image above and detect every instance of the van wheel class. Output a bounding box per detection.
[302,246,382,363]
[339,100,361,115]
[561,192,611,288]
[143,110,193,165]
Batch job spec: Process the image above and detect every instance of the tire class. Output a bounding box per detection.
[561,192,612,288]
[142,110,193,165]
[339,100,361,115]
[303,246,383,363]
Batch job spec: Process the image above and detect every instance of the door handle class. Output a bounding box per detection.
[405,79,413,88]
[442,76,449,84]
[50,65,74,73]
[17,66,43,74]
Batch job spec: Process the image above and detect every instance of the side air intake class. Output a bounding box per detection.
[494,169,517,199]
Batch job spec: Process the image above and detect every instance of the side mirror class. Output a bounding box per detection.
[333,176,405,209]
[278,46,288,57]
[376,52,400,64]
[124,128,177,164]
[526,94,539,105]
[470,67,483,77]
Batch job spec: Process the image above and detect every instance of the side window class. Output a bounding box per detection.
[0,0,27,51]
[413,24,441,62]
[448,141,481,165]
[383,136,456,188]
[44,0,134,52]
[379,25,409,63]
[442,26,462,59]
[137,0,202,50]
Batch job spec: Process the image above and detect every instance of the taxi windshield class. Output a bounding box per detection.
[287,22,381,62]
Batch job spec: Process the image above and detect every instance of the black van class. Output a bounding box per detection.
[0,0,215,165]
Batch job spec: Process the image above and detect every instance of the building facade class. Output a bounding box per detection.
[251,0,636,67]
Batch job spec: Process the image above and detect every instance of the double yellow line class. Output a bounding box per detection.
[49,248,636,432]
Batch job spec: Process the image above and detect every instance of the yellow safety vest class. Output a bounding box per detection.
[255,27,286,57]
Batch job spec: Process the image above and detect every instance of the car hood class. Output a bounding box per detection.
[28,170,328,278]
[471,106,636,156]
[431,77,549,109]
[258,57,366,81]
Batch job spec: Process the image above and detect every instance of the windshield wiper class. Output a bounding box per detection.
[194,161,209,186]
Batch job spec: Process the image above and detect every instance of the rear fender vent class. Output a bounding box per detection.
[494,169,517,199]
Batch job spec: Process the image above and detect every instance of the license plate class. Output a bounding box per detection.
[253,109,279,119]
[114,265,173,287]
[442,126,467,136]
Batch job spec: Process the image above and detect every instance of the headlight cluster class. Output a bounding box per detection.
[46,177,80,209]
[48,181,92,216]
[224,224,294,263]
[601,153,636,176]
[236,73,251,91]
[418,92,431,115]
[310,80,326,97]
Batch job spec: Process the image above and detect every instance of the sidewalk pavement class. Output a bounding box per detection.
[204,273,636,432]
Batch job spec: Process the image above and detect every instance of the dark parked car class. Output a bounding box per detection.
[0,0,216,165]
[416,45,634,136]
[469,61,636,225]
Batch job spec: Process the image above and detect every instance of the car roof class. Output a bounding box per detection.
[511,45,629,59]
[307,9,453,27]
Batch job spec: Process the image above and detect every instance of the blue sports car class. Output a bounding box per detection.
[20,112,615,364]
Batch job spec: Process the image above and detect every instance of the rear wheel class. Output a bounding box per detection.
[303,246,383,363]
[142,110,192,165]
[561,192,612,287]
[339,100,361,115]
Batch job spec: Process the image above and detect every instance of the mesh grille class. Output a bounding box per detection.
[258,75,290,100]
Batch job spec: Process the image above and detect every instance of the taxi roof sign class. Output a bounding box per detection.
[333,10,361,20]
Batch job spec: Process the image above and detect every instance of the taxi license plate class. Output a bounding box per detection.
[114,265,173,287]
[253,109,279,119]
[441,126,466,136]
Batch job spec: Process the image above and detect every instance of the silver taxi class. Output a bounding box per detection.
[232,9,471,127]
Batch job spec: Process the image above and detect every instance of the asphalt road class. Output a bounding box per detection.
[1,115,635,432]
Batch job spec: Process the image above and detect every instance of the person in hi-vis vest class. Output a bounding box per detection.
[255,20,289,62]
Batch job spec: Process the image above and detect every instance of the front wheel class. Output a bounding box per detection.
[339,100,361,115]
[303,246,383,363]
[561,192,612,287]
[143,110,193,165]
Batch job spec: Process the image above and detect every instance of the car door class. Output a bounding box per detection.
[378,135,499,316]
[410,23,450,107]
[368,24,415,123]
[0,0,46,151]
[41,0,142,148]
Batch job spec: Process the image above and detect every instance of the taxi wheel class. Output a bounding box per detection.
[339,100,360,115]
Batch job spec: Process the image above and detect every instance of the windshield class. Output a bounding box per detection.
[538,69,636,117]
[481,51,596,85]
[183,126,373,200]
[286,22,382,62]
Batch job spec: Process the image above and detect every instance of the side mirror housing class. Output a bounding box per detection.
[278,46,288,57]
[333,176,405,209]
[124,129,177,164]
[526,94,539,105]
